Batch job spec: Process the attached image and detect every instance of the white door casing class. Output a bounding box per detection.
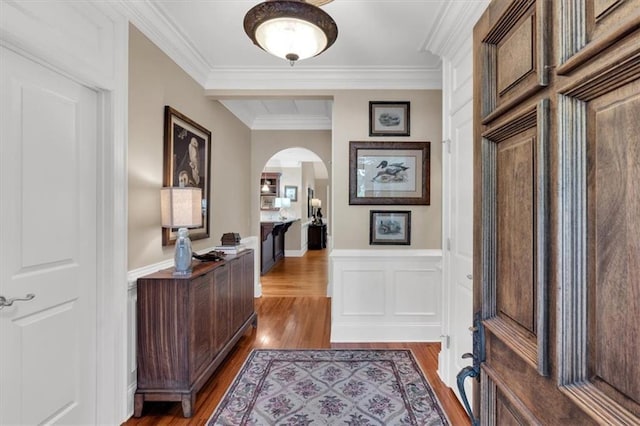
[422,3,487,408]
[438,34,475,403]
[0,47,98,425]
[1,1,129,422]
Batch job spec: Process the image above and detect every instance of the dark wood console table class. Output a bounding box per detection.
[308,223,327,250]
[134,250,256,418]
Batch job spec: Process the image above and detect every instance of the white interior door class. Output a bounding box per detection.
[0,46,98,425]
[439,34,475,404]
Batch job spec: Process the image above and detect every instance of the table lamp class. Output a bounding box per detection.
[160,187,203,275]
[275,197,291,219]
[311,198,322,223]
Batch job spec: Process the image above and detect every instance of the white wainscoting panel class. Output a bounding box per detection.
[394,270,439,316]
[330,250,443,342]
[342,270,386,315]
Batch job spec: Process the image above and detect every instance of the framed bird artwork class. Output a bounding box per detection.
[349,141,430,205]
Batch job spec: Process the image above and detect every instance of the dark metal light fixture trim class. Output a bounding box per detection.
[244,0,338,64]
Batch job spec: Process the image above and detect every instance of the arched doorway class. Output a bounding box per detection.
[258,147,330,296]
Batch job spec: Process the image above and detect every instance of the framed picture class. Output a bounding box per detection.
[307,188,314,218]
[261,195,276,210]
[369,210,411,245]
[284,185,298,201]
[369,101,410,136]
[163,106,211,246]
[349,141,430,205]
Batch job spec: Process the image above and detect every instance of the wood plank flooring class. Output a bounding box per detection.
[124,249,470,425]
[260,248,329,297]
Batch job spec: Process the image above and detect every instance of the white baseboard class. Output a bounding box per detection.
[331,323,442,342]
[285,248,307,257]
[127,383,137,417]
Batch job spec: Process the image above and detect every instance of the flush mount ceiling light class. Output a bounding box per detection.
[244,0,338,66]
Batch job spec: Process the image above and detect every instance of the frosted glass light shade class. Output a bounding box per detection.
[256,17,326,61]
[244,0,338,64]
[160,187,202,228]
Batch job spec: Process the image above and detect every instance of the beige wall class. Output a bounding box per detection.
[128,25,252,269]
[332,90,442,249]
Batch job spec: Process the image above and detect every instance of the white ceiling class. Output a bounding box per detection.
[123,0,487,130]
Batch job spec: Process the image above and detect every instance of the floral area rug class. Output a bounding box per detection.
[207,349,449,425]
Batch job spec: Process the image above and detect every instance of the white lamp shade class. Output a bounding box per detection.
[160,187,203,228]
[274,197,292,208]
[311,198,321,208]
[256,17,327,61]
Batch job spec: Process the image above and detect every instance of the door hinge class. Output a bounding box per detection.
[443,139,451,153]
[439,334,450,349]
[446,238,451,251]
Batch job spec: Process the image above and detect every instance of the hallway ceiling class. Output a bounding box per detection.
[123,0,487,129]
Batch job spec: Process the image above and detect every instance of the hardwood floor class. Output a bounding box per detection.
[260,248,328,297]
[124,249,470,425]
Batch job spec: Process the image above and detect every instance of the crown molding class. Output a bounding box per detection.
[117,0,211,86]
[421,0,489,58]
[205,66,442,91]
[118,1,443,91]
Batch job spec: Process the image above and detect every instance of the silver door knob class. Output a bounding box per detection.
[466,274,472,280]
[0,293,35,309]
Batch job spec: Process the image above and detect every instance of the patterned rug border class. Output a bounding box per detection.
[207,348,450,425]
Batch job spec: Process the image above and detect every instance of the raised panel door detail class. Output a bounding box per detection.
[556,34,640,423]
[0,47,97,425]
[15,302,79,425]
[496,15,534,96]
[496,136,535,333]
[476,0,640,423]
[480,100,549,375]
[590,85,640,414]
[479,0,549,122]
[589,92,640,404]
[558,0,640,72]
[496,392,526,425]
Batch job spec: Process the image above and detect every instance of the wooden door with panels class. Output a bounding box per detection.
[470,0,640,424]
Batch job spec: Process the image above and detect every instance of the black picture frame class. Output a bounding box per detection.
[369,101,410,136]
[349,141,430,205]
[369,210,411,245]
[307,188,314,218]
[284,185,298,201]
[163,106,211,246]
